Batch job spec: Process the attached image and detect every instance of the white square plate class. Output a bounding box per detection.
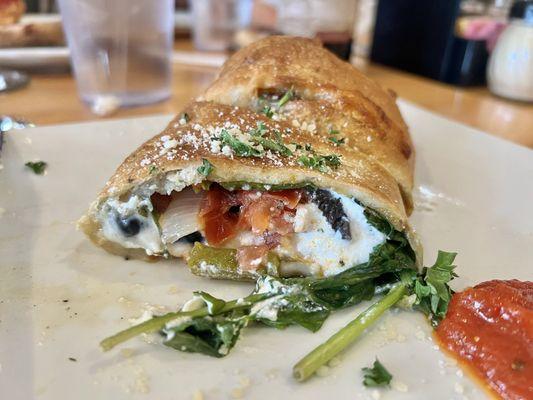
[1,101,532,400]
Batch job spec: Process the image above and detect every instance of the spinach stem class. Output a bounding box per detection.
[100,293,268,351]
[292,283,407,382]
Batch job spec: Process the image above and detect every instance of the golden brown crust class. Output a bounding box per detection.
[79,101,421,264]
[200,36,414,213]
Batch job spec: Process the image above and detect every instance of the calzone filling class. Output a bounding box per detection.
[97,181,401,279]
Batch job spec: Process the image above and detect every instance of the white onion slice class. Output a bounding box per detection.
[159,188,203,244]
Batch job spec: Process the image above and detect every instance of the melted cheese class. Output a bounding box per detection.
[97,165,204,255]
[283,190,386,277]
[99,195,163,255]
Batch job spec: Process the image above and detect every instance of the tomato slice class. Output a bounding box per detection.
[199,185,240,245]
[236,245,271,271]
[198,185,302,245]
[266,189,302,209]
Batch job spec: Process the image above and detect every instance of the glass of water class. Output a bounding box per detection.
[58,0,174,108]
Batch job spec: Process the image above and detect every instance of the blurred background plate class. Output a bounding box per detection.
[0,46,69,69]
[19,12,61,24]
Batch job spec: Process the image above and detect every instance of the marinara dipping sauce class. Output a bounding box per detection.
[435,280,532,400]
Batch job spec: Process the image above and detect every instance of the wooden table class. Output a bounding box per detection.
[1,41,532,148]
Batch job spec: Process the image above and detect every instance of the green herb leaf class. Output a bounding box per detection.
[149,165,158,175]
[220,129,262,157]
[362,358,393,387]
[363,208,395,237]
[413,251,458,326]
[262,105,274,118]
[310,279,376,310]
[197,158,213,176]
[298,154,341,172]
[250,277,330,332]
[329,137,345,146]
[25,161,47,175]
[246,123,293,156]
[249,122,268,137]
[277,87,294,108]
[329,129,340,135]
[292,142,303,150]
[251,136,293,156]
[322,154,341,167]
[162,315,248,358]
[193,291,226,315]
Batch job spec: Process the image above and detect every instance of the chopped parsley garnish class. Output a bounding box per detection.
[277,87,294,108]
[322,154,341,167]
[220,129,262,157]
[249,122,268,137]
[329,137,345,146]
[262,105,274,118]
[149,165,158,174]
[253,136,293,156]
[298,154,341,172]
[215,123,294,158]
[25,161,47,175]
[197,159,213,176]
[248,124,293,156]
[362,359,393,387]
[329,129,340,135]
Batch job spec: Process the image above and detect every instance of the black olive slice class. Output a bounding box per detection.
[179,231,204,244]
[115,215,142,237]
[308,189,351,240]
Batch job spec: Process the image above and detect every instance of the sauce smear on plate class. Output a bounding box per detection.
[435,280,532,400]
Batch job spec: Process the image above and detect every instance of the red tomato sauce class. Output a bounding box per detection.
[435,280,533,400]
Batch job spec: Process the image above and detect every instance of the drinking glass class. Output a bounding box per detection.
[58,0,174,108]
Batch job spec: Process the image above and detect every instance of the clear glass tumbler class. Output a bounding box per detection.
[191,0,240,51]
[58,0,174,108]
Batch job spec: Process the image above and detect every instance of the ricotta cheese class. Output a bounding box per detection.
[289,190,386,276]
[100,195,163,255]
[98,165,204,255]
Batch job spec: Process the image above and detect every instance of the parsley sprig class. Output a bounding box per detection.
[413,251,458,326]
[329,137,345,146]
[298,154,341,172]
[197,159,213,176]
[362,359,393,387]
[217,123,295,159]
[219,129,262,157]
[25,161,47,175]
[277,87,294,108]
[249,122,293,156]
[262,105,274,118]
